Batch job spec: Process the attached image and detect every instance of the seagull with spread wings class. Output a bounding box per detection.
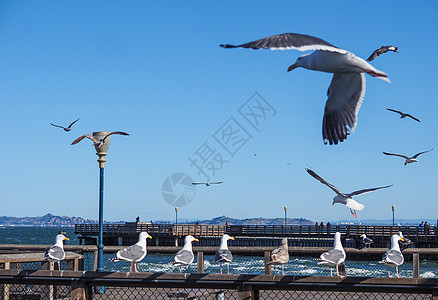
[383,149,433,165]
[366,46,398,62]
[71,131,129,148]
[50,118,80,132]
[220,33,390,145]
[305,168,392,218]
[192,181,223,186]
[386,108,421,123]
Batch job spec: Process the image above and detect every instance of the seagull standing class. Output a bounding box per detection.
[221,33,390,145]
[383,149,433,165]
[318,232,346,277]
[44,234,69,271]
[360,234,374,248]
[306,168,392,218]
[366,46,398,61]
[267,238,289,275]
[50,118,80,132]
[192,181,223,186]
[386,108,421,122]
[71,131,129,148]
[214,234,234,274]
[380,234,405,278]
[173,235,199,273]
[110,232,152,272]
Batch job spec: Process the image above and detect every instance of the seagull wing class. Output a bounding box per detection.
[71,134,97,145]
[322,73,366,145]
[412,149,434,159]
[210,181,223,185]
[386,108,404,116]
[305,168,343,196]
[220,33,347,54]
[192,182,206,185]
[50,123,66,129]
[366,46,389,61]
[405,114,421,123]
[102,131,130,142]
[67,118,80,128]
[382,152,409,159]
[348,185,393,197]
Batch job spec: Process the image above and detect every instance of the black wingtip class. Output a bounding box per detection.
[220,44,237,48]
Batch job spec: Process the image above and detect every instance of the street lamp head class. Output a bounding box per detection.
[93,131,111,153]
[175,207,178,213]
[284,206,288,212]
[392,205,395,212]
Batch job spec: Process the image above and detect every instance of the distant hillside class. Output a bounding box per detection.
[158,216,314,226]
[0,213,105,227]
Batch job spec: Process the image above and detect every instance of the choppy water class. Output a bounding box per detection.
[1,226,437,278]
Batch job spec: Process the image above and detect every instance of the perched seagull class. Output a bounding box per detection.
[214,234,235,274]
[366,46,398,62]
[220,33,390,145]
[71,131,129,148]
[380,234,405,278]
[306,168,392,218]
[173,235,199,273]
[44,234,69,270]
[386,108,420,122]
[50,118,80,132]
[109,232,152,272]
[360,234,374,248]
[318,232,346,277]
[382,149,433,165]
[192,181,223,186]
[267,238,289,275]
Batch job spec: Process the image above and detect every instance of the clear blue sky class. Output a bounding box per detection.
[1,1,437,223]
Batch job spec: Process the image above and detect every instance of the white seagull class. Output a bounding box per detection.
[172,235,199,273]
[44,234,69,270]
[360,234,374,248]
[366,46,398,62]
[380,234,405,278]
[318,232,346,277]
[50,118,80,132]
[71,131,129,148]
[267,238,290,275]
[110,232,152,272]
[306,168,392,218]
[383,149,433,165]
[192,181,223,186]
[220,33,390,145]
[214,234,234,274]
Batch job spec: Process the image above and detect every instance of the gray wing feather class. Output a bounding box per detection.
[348,185,392,197]
[174,249,194,265]
[306,168,343,196]
[215,249,233,263]
[45,246,65,260]
[382,250,404,266]
[319,249,345,265]
[117,245,145,261]
[412,149,433,158]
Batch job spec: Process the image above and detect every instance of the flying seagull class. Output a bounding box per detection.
[386,108,421,122]
[192,181,223,186]
[50,118,80,132]
[220,33,390,145]
[44,234,69,271]
[214,234,234,274]
[267,238,289,275]
[71,131,129,148]
[360,234,374,248]
[172,235,199,273]
[109,232,152,272]
[366,46,398,62]
[380,234,405,278]
[382,149,433,165]
[305,168,392,218]
[318,232,346,277]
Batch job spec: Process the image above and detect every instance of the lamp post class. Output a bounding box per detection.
[392,205,395,227]
[175,207,178,225]
[284,206,287,226]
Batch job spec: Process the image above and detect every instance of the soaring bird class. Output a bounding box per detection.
[318,232,346,277]
[172,235,199,273]
[192,181,223,186]
[214,234,234,274]
[110,232,152,272]
[366,46,398,61]
[360,234,374,248]
[44,234,69,270]
[382,149,433,165]
[306,168,392,218]
[386,108,420,122]
[71,131,129,148]
[380,234,405,278]
[267,238,289,275]
[50,118,80,132]
[220,33,390,145]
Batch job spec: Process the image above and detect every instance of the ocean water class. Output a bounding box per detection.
[0,226,437,278]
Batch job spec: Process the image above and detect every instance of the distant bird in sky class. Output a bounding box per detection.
[172,235,199,273]
[383,149,433,165]
[366,46,398,61]
[386,108,421,122]
[50,118,80,132]
[220,32,390,145]
[380,234,405,278]
[360,234,374,248]
[109,232,152,272]
[318,232,346,277]
[71,131,129,148]
[214,234,234,274]
[306,168,392,218]
[192,181,223,186]
[267,238,289,275]
[44,234,69,270]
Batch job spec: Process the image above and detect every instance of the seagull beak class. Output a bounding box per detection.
[287,63,298,72]
[400,238,405,242]
[194,238,199,242]
[360,235,363,238]
[64,237,69,241]
[230,237,235,240]
[148,236,153,239]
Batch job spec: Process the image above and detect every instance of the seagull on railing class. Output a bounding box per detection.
[215,234,234,274]
[267,238,289,275]
[109,232,152,272]
[50,118,80,132]
[318,232,346,277]
[44,234,69,271]
[360,234,374,248]
[71,131,129,148]
[380,234,405,278]
[172,235,199,273]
